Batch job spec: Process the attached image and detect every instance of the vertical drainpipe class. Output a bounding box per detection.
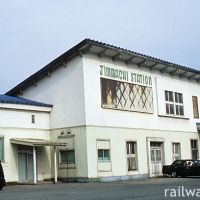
[33,146,37,184]
[54,146,57,182]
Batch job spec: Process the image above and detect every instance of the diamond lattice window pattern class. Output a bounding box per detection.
[101,78,153,113]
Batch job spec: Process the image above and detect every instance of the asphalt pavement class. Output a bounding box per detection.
[0,177,200,200]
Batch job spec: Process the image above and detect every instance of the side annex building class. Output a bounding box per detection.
[1,39,200,183]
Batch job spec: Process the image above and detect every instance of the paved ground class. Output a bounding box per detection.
[1,177,200,200]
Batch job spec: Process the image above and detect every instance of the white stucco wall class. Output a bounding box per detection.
[0,104,51,182]
[18,56,86,129]
[1,128,51,182]
[12,52,200,180]
[51,126,88,179]
[0,104,51,129]
[86,126,198,178]
[81,53,200,179]
[83,53,200,133]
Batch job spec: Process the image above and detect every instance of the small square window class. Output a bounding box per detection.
[98,149,110,161]
[60,150,75,164]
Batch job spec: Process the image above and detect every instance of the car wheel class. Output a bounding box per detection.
[0,186,3,190]
[171,171,177,178]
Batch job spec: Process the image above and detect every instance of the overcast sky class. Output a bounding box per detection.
[1,0,200,93]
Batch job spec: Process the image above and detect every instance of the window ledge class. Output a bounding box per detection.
[127,170,140,175]
[158,114,189,120]
[59,166,76,169]
[98,170,112,172]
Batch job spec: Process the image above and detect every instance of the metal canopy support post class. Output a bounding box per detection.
[33,146,37,184]
[54,146,57,183]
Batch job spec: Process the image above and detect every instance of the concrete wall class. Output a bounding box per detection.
[50,126,88,180]
[18,56,86,129]
[15,52,200,181]
[0,103,51,129]
[85,126,198,178]
[83,53,200,132]
[0,104,51,182]
[81,53,200,180]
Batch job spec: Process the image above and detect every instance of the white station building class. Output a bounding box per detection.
[1,39,200,184]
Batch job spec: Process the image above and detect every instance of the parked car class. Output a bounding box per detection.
[163,159,200,178]
[0,161,6,190]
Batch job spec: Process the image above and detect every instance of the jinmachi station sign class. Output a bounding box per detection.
[100,65,152,87]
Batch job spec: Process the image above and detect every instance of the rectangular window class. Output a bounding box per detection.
[31,115,35,123]
[98,149,110,161]
[191,140,198,159]
[0,138,4,161]
[192,96,199,118]
[175,92,184,115]
[101,78,153,113]
[165,91,184,116]
[126,142,137,170]
[172,143,180,161]
[60,150,75,164]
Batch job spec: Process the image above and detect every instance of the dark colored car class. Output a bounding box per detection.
[162,159,200,178]
[0,161,6,190]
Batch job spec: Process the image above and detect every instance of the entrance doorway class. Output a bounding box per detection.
[150,142,163,177]
[18,153,34,182]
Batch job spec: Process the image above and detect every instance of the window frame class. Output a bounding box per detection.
[0,137,4,162]
[126,141,138,171]
[172,143,181,161]
[31,115,35,123]
[191,140,199,159]
[192,96,199,119]
[60,150,75,164]
[98,149,110,162]
[101,78,153,113]
[165,91,174,114]
[165,90,184,116]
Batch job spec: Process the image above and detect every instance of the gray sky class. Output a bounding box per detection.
[1,0,200,93]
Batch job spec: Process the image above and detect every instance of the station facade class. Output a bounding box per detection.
[1,39,200,183]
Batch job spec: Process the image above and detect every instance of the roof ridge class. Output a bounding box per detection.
[5,39,200,96]
[85,38,199,72]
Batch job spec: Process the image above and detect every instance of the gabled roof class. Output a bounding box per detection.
[0,95,52,107]
[6,39,200,96]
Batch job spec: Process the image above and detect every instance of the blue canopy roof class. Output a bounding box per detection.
[0,95,52,107]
